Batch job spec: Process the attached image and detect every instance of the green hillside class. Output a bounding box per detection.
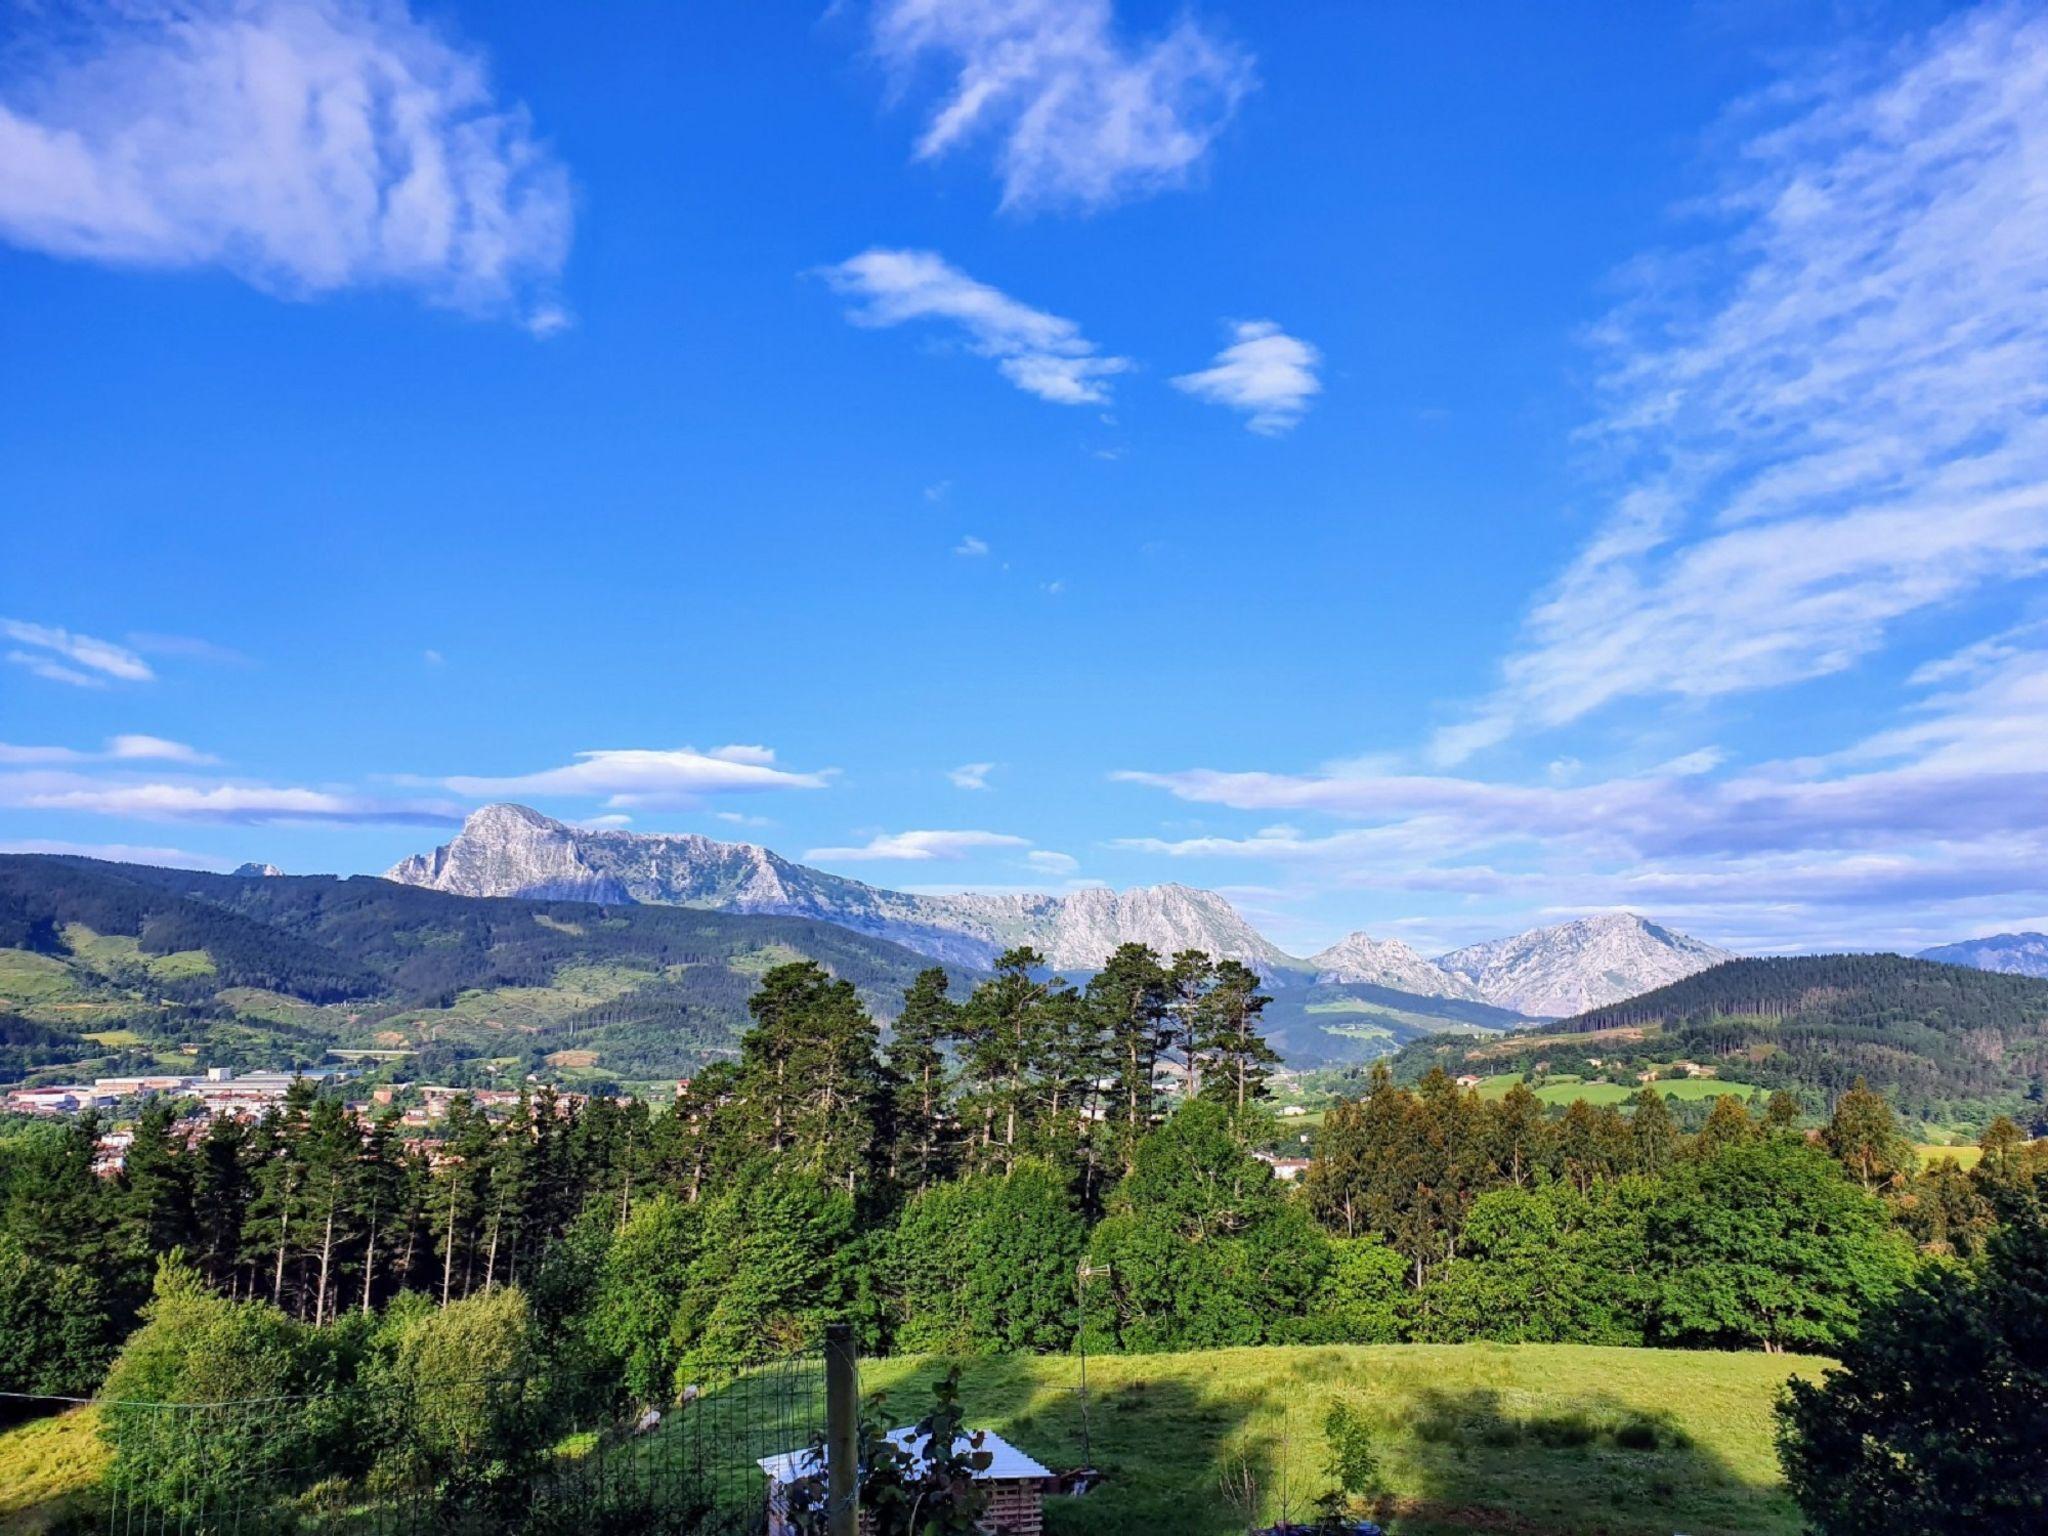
[1392,954,2048,1130]
[0,1343,1818,1536]
[0,855,972,1090]
[1261,979,1523,1066]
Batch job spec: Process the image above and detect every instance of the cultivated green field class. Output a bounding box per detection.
[1473,1072,1755,1108]
[0,1344,1819,1536]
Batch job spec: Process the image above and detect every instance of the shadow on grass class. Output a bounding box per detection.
[866,1356,1276,1536]
[1385,1386,1789,1536]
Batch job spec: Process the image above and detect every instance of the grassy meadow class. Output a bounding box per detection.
[0,1343,1817,1536]
[0,1408,107,1535]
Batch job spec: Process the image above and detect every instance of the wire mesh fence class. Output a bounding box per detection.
[5,1353,830,1536]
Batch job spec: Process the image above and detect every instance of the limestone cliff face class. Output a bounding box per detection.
[386,805,1300,973]
[386,809,1732,1005]
[1436,913,1732,1018]
[1307,932,1486,1001]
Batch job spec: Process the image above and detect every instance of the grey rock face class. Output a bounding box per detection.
[386,805,1298,973]
[1435,912,1731,1018]
[1307,932,1486,1001]
[1919,932,2048,978]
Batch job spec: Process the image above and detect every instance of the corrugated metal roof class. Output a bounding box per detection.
[758,1428,1051,1484]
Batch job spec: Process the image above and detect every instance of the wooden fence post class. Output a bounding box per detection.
[825,1323,858,1536]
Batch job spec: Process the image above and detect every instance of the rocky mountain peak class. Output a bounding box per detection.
[1436,911,1731,1018]
[1308,931,1485,1002]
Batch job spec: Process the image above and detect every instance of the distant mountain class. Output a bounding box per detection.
[0,853,965,1084]
[1308,932,1485,1002]
[388,804,1303,975]
[1920,932,2048,978]
[232,862,283,878]
[1436,913,1731,1018]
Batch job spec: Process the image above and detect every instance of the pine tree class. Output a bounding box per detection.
[1086,944,1171,1170]
[1195,960,1280,1114]
[1164,951,1216,1099]
[885,969,957,1196]
[1489,1084,1549,1187]
[300,1097,361,1324]
[956,949,1058,1175]
[190,1113,252,1292]
[116,1099,197,1264]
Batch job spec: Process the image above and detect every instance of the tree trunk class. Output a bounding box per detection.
[314,1197,336,1327]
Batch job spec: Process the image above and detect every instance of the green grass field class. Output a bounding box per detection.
[0,1407,107,1534]
[1472,1072,1756,1109]
[1914,1142,1985,1169]
[1,1345,1817,1536]
[0,948,81,1006]
[846,1345,1818,1536]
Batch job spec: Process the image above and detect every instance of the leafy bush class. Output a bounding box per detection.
[1777,1205,2048,1532]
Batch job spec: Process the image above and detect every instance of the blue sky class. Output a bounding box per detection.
[5,0,2046,959]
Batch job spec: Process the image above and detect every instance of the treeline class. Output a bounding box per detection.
[6,947,2047,1414]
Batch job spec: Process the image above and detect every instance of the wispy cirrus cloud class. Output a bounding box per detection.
[806,828,1032,862]
[0,735,216,766]
[1119,631,2048,951]
[818,247,1128,405]
[870,0,1255,213]
[0,772,459,825]
[1171,320,1321,434]
[0,838,230,869]
[3,619,154,687]
[1432,6,2048,764]
[0,0,571,330]
[948,761,997,790]
[440,745,832,809]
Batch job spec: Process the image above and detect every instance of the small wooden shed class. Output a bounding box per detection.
[758,1427,1052,1536]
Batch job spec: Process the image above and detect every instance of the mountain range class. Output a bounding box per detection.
[386,805,1728,1018]
[1919,932,2048,978]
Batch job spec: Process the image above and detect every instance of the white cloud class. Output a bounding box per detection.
[1024,849,1079,875]
[572,813,632,830]
[871,0,1255,212]
[0,0,571,327]
[441,745,831,809]
[714,810,776,828]
[948,761,997,790]
[125,632,250,665]
[806,828,1032,862]
[423,649,446,666]
[2,619,153,686]
[0,771,458,825]
[819,247,1128,404]
[0,838,229,869]
[1117,635,2048,949]
[0,735,216,766]
[1171,320,1321,434]
[953,534,991,557]
[1432,7,2048,762]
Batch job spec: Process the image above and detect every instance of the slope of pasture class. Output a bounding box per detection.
[1,1344,1817,1536]
[857,1345,1818,1536]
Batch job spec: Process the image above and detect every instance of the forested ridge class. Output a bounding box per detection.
[1390,954,2048,1126]
[0,854,971,1084]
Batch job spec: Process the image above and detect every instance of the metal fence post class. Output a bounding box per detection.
[824,1323,858,1536]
